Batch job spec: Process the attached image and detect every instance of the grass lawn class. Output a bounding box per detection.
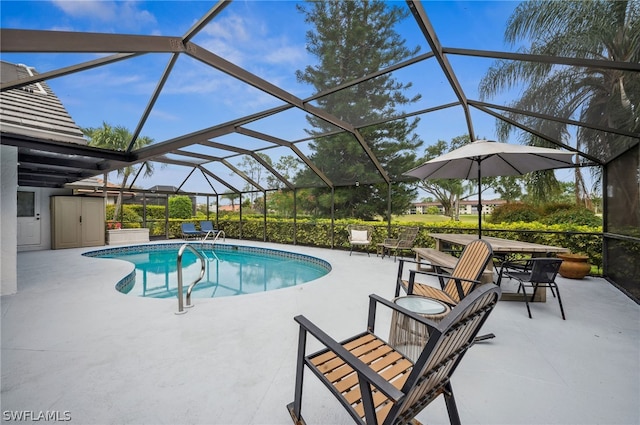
[396,214,484,223]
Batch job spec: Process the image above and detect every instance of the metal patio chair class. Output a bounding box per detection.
[200,221,225,241]
[180,222,204,240]
[287,283,502,425]
[499,257,565,319]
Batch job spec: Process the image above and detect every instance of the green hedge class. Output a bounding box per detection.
[104,211,603,274]
[171,217,602,272]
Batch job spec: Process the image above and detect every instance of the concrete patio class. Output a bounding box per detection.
[2,240,638,424]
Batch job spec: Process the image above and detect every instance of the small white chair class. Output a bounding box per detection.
[347,224,372,256]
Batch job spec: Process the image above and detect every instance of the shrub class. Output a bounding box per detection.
[539,202,575,215]
[489,203,540,224]
[105,204,142,228]
[168,196,193,219]
[539,205,602,226]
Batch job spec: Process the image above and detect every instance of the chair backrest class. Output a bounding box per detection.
[348,224,372,242]
[396,226,419,248]
[443,239,493,302]
[181,222,196,232]
[388,283,501,423]
[200,221,215,232]
[530,258,563,283]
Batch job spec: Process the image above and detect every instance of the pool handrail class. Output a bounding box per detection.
[176,243,206,315]
[203,229,225,243]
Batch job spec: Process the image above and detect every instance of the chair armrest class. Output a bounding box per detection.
[408,269,482,300]
[409,267,454,280]
[397,258,431,270]
[293,314,405,402]
[499,258,533,274]
[497,258,534,285]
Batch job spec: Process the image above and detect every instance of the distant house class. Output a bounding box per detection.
[218,204,241,212]
[138,186,195,207]
[66,176,135,205]
[409,199,507,215]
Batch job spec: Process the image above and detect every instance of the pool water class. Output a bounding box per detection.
[85,243,331,298]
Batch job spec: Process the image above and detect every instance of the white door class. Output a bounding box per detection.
[17,189,41,246]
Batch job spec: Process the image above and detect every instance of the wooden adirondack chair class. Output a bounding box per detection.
[395,239,493,307]
[287,284,501,425]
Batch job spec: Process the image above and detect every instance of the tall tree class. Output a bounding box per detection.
[266,155,303,218]
[83,122,155,222]
[479,0,640,207]
[237,153,278,203]
[493,176,524,203]
[295,0,423,220]
[415,135,498,219]
[416,139,463,218]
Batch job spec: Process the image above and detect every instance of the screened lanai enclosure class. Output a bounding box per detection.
[1,1,638,300]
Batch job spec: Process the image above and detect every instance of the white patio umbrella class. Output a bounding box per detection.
[404,140,575,238]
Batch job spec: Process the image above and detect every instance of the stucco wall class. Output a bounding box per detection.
[1,145,18,295]
[17,187,72,252]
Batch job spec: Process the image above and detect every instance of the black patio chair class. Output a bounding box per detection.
[287,283,501,425]
[499,257,565,319]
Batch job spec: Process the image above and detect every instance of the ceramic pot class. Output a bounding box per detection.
[557,253,591,279]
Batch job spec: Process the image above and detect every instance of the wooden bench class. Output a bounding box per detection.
[413,247,458,270]
[413,247,494,284]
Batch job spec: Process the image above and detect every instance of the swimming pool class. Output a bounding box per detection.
[84,243,331,298]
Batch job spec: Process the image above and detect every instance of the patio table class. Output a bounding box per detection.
[388,295,451,361]
[428,233,570,301]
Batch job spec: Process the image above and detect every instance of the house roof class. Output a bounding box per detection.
[1,61,131,188]
[0,61,86,145]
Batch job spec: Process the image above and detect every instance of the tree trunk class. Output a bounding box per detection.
[575,167,592,209]
[113,173,130,222]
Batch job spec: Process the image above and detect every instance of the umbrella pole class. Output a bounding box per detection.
[477,161,482,239]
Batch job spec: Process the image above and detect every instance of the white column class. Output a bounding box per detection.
[1,145,18,295]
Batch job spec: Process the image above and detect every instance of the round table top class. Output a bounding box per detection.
[394,296,448,315]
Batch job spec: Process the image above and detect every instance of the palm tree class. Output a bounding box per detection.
[479,0,640,206]
[83,122,155,222]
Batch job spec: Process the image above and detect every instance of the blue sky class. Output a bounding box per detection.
[3,0,576,198]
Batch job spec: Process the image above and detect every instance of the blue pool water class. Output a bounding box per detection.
[84,243,331,298]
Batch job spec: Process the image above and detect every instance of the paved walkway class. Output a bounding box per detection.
[2,240,638,424]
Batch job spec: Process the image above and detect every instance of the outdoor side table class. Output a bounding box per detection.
[388,295,451,361]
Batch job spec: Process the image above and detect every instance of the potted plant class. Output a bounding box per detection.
[557,253,591,279]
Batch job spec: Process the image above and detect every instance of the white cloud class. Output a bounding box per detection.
[202,13,252,43]
[148,108,179,122]
[51,0,156,30]
[52,0,117,20]
[263,44,307,67]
